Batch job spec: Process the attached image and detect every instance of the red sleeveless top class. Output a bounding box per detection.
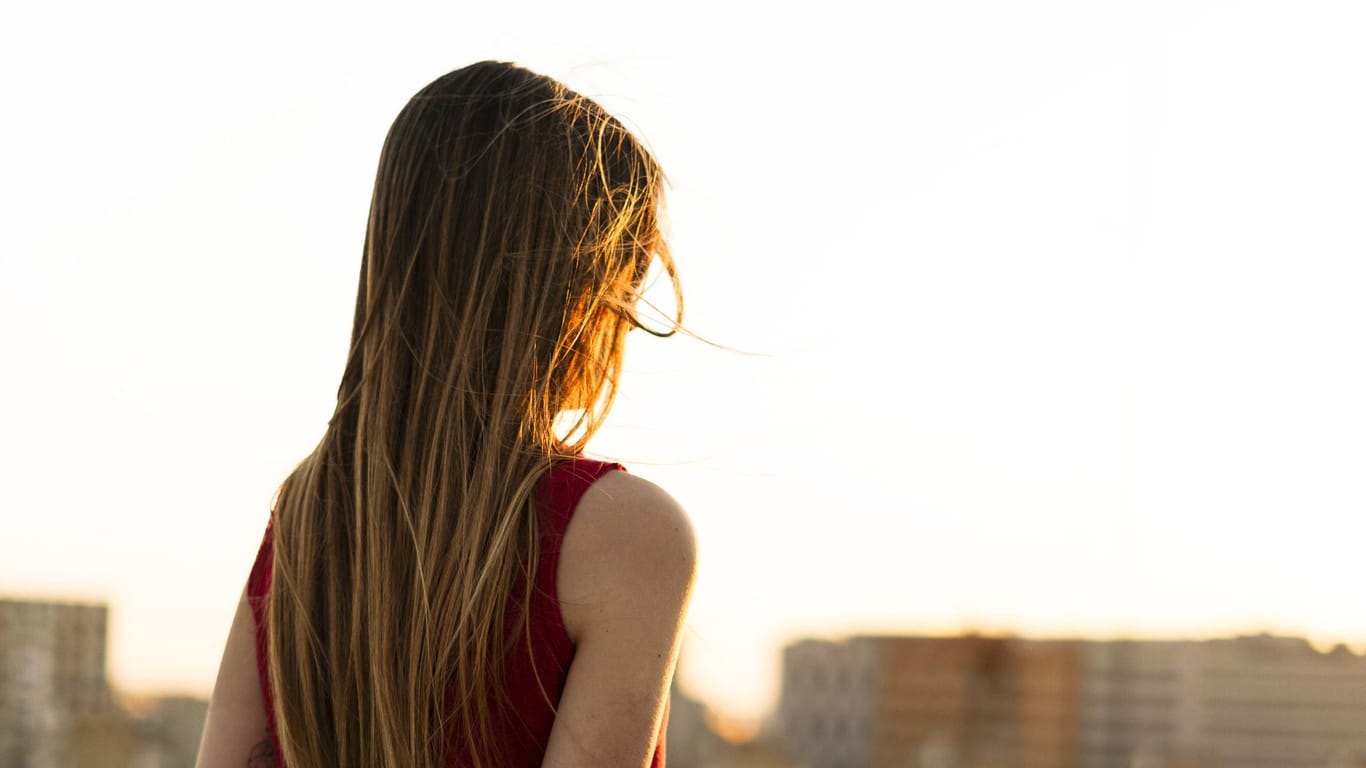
[246,458,668,767]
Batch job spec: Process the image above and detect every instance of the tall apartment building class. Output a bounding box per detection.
[778,634,1366,768]
[0,598,115,768]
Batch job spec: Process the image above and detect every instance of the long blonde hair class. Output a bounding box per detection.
[266,61,681,768]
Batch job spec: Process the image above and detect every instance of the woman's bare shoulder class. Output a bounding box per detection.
[544,470,697,764]
[557,469,697,644]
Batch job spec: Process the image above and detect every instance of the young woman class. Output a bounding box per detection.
[196,61,696,768]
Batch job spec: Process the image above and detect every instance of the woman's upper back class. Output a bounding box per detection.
[245,458,695,767]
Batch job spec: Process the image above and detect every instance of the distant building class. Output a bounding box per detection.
[65,709,140,768]
[780,637,881,767]
[778,634,1366,768]
[1079,635,1366,768]
[0,597,207,768]
[669,680,797,768]
[669,682,731,768]
[0,598,115,768]
[779,635,1081,768]
[130,696,209,768]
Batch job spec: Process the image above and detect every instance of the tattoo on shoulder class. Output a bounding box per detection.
[247,737,277,768]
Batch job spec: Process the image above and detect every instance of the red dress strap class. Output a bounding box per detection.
[534,458,625,614]
[245,519,281,761]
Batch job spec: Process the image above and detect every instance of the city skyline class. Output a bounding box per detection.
[777,632,1366,767]
[7,589,1365,728]
[7,592,1365,768]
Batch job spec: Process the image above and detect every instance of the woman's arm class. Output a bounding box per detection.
[195,585,276,768]
[543,471,698,768]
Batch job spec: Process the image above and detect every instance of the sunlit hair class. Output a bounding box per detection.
[265,60,681,768]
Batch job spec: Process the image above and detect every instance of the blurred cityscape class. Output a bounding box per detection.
[5,596,1366,767]
[0,599,204,768]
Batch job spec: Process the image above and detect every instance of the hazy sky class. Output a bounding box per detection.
[3,0,1365,724]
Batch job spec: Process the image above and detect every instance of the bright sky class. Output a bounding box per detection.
[3,0,1366,725]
